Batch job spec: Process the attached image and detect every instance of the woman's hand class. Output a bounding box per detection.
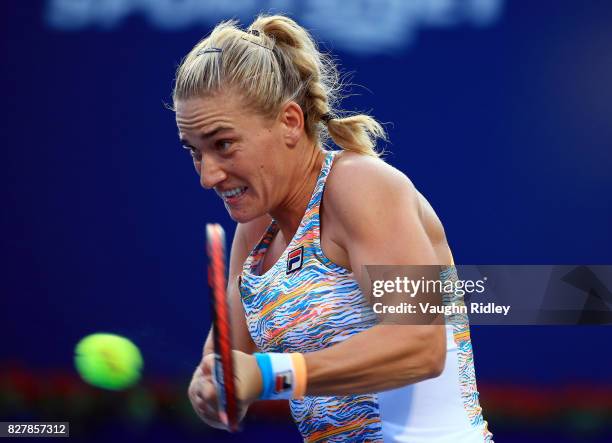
[188,350,263,431]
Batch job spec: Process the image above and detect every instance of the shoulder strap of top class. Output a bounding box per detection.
[243,150,337,275]
[293,150,337,246]
[298,149,348,272]
[303,150,337,216]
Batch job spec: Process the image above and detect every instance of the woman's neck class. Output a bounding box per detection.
[270,145,326,245]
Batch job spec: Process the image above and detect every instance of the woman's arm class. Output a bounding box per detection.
[305,324,445,395]
[302,153,448,395]
[203,155,449,410]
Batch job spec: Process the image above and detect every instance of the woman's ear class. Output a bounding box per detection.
[279,101,304,148]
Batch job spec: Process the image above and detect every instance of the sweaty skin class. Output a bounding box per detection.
[178,90,452,430]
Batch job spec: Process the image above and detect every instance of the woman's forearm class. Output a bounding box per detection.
[304,324,446,396]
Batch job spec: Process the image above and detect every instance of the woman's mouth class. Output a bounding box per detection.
[218,186,248,204]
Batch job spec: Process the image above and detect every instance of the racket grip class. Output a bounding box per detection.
[212,354,229,426]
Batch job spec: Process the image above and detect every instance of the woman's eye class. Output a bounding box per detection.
[217,140,232,151]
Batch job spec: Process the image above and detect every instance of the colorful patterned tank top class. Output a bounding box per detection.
[240,150,493,442]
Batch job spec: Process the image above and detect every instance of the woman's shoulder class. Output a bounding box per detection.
[322,151,451,265]
[326,150,418,211]
[325,151,450,261]
[321,150,422,247]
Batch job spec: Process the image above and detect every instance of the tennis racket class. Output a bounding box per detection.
[205,223,239,432]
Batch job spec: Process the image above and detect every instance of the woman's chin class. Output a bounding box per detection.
[226,208,261,224]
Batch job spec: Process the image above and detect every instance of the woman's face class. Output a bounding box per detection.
[175,90,293,223]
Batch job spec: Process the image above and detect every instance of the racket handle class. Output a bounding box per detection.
[212,354,228,424]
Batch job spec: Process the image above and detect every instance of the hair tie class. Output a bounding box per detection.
[321,113,333,124]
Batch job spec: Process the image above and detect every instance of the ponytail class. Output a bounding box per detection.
[326,115,386,157]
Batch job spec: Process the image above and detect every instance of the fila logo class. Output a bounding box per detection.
[286,246,304,274]
[274,370,293,393]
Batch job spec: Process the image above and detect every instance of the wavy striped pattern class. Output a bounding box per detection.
[441,266,494,442]
[240,152,492,441]
[240,151,383,441]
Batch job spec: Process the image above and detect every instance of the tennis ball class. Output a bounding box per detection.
[74,333,143,390]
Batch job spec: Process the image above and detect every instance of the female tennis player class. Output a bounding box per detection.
[175,14,493,442]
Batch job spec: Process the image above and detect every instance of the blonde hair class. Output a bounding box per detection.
[173,14,386,157]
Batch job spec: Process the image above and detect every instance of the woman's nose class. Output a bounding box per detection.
[199,155,227,189]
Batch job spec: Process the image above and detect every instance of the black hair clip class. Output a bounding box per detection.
[196,47,222,56]
[321,113,334,123]
[248,29,260,37]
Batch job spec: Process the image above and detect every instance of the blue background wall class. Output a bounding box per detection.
[1,1,611,441]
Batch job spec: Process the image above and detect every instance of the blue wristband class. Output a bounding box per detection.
[254,353,274,399]
[254,353,300,400]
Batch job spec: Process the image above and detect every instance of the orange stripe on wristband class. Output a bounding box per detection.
[290,353,307,399]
